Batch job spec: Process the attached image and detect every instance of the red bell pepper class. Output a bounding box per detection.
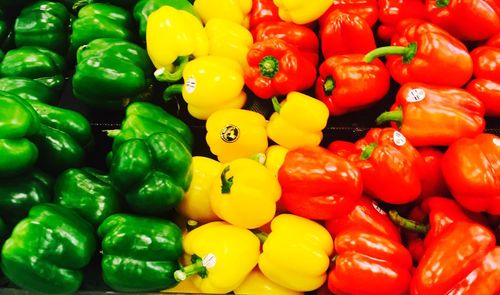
[245,38,316,99]
[319,9,376,58]
[441,133,500,215]
[249,0,280,30]
[364,19,473,87]
[253,21,319,66]
[328,228,412,295]
[377,0,426,42]
[329,128,424,204]
[426,0,500,41]
[417,147,448,199]
[466,79,500,117]
[375,82,485,147]
[315,54,390,116]
[277,146,363,220]
[488,32,500,47]
[319,0,378,27]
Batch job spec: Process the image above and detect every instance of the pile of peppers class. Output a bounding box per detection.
[0,0,499,294]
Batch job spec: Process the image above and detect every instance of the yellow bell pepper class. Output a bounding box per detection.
[177,156,222,223]
[258,214,334,292]
[267,92,329,150]
[194,0,252,27]
[206,109,268,163]
[163,56,247,120]
[234,268,304,295]
[273,0,333,24]
[210,158,281,229]
[264,145,288,177]
[174,221,261,294]
[146,6,209,82]
[205,18,253,69]
[162,277,201,293]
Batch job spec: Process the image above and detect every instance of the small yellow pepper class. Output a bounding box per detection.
[210,158,281,229]
[234,268,304,295]
[206,109,268,163]
[267,92,329,150]
[264,145,289,177]
[273,0,333,24]
[258,214,334,292]
[194,0,252,27]
[205,18,253,69]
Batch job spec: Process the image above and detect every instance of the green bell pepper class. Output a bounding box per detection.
[0,46,65,92]
[1,204,96,294]
[133,0,197,40]
[0,77,57,104]
[14,0,71,54]
[72,38,153,109]
[0,169,52,226]
[54,167,120,227]
[0,91,40,178]
[98,214,183,292]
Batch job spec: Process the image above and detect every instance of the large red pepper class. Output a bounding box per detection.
[426,0,500,41]
[377,0,426,42]
[364,19,473,87]
[277,146,363,220]
[329,128,424,204]
[320,0,378,27]
[249,0,280,30]
[417,147,448,198]
[319,9,376,58]
[245,38,316,99]
[375,82,485,147]
[488,32,500,47]
[441,133,500,215]
[466,79,500,117]
[315,54,390,116]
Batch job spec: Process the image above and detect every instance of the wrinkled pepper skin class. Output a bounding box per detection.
[0,91,40,178]
[234,268,303,295]
[98,214,183,292]
[320,0,378,27]
[273,0,333,24]
[14,1,71,53]
[73,38,153,109]
[1,204,96,295]
[249,0,280,30]
[441,133,500,215]
[0,77,57,105]
[278,146,363,220]
[194,0,252,27]
[377,0,426,42]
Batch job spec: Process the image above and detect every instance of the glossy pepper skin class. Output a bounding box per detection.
[364,19,473,87]
[377,0,426,42]
[320,0,378,27]
[278,146,363,220]
[0,77,57,105]
[249,0,280,30]
[376,82,485,147]
[1,204,96,295]
[73,38,153,109]
[417,147,448,198]
[315,54,390,116]
[194,0,252,27]
[0,91,40,178]
[98,214,183,292]
[328,228,412,295]
[441,133,500,215]
[264,145,288,177]
[245,38,316,99]
[14,1,71,53]
[235,268,303,295]
[273,0,333,24]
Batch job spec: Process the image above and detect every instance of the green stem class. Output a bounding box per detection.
[105,129,121,138]
[252,229,269,243]
[375,108,403,126]
[154,56,189,82]
[186,219,199,232]
[163,84,183,102]
[364,42,418,64]
[323,76,335,96]
[436,0,450,8]
[360,143,377,160]
[259,56,279,78]
[271,97,281,113]
[221,166,233,194]
[72,0,91,11]
[174,256,207,281]
[250,153,266,165]
[389,210,430,234]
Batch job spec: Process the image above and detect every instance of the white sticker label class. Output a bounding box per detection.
[494,138,500,147]
[406,88,426,103]
[202,254,216,269]
[393,131,407,146]
[185,77,197,94]
[372,202,386,215]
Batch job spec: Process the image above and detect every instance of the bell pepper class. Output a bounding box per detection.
[193,0,252,27]
[328,228,412,295]
[0,169,52,226]
[253,21,319,66]
[164,56,246,120]
[234,268,303,295]
[210,158,281,229]
[0,91,40,178]
[418,147,448,198]
[162,276,201,293]
[441,133,500,215]
[14,0,71,54]
[133,0,198,40]
[488,32,500,47]
[1,204,96,294]
[258,214,333,292]
[177,156,221,223]
[147,5,208,82]
[249,0,280,30]
[377,0,426,42]
[375,82,485,146]
[315,54,390,116]
[245,38,316,99]
[0,77,57,105]
[0,46,65,92]
[329,128,424,204]
[319,0,378,27]
[278,146,362,220]
[205,109,268,163]
[267,92,329,150]
[174,221,261,293]
[264,145,288,177]
[364,19,473,87]
[273,0,333,24]
[466,79,500,117]
[73,38,154,109]
[54,168,121,227]
[320,9,376,58]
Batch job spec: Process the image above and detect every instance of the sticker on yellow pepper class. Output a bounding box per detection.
[234,268,304,295]
[194,0,252,27]
[273,0,333,24]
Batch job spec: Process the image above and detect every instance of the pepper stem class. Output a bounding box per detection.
[436,0,450,7]
[251,229,269,243]
[364,42,418,64]
[331,255,338,265]
[163,84,183,102]
[72,0,92,10]
[174,255,207,281]
[259,56,279,78]
[154,56,189,82]
[375,108,403,126]
[389,210,430,234]
[323,76,335,96]
[105,129,121,138]
[360,143,377,160]
[221,166,233,194]
[250,153,266,165]
[271,97,281,113]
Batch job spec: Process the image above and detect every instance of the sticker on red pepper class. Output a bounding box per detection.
[406,88,425,103]
[371,201,386,215]
[221,125,240,143]
[202,253,216,269]
[185,77,197,94]
[393,131,406,146]
[494,137,500,147]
